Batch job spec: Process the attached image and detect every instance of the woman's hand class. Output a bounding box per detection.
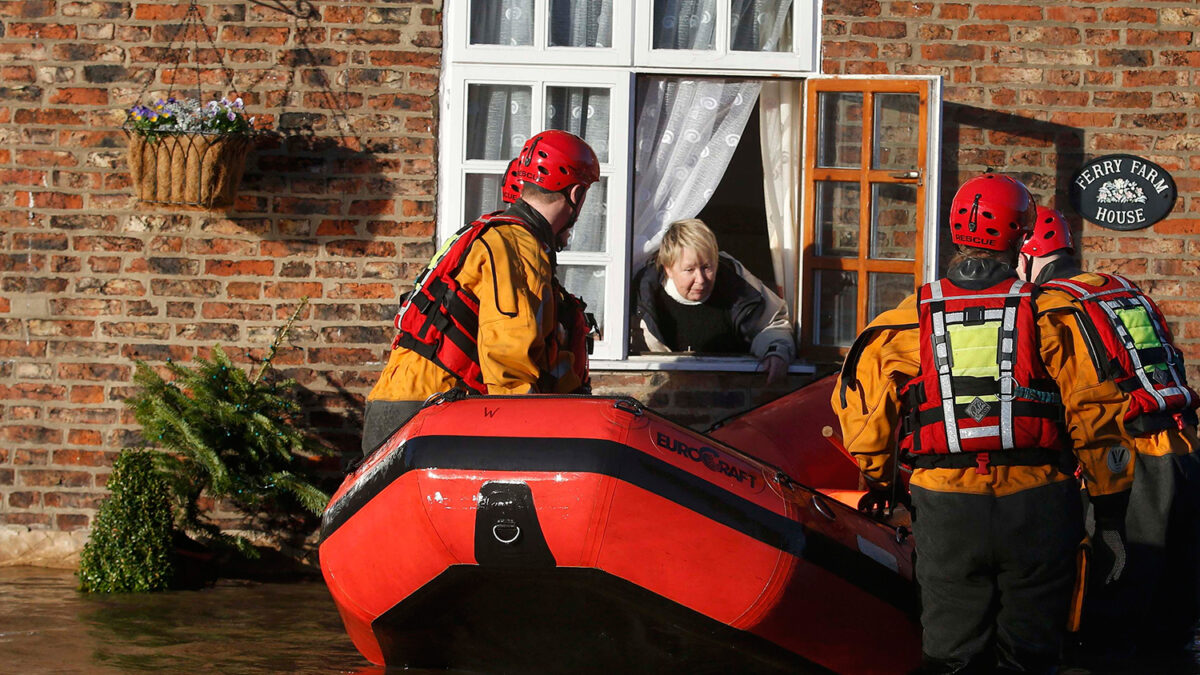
[760,354,787,385]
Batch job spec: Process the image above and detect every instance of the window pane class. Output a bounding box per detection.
[868,272,913,322]
[872,93,920,171]
[469,0,534,46]
[464,173,504,224]
[870,183,917,260]
[813,270,857,347]
[731,0,793,52]
[550,0,613,48]
[466,84,532,160]
[816,91,863,169]
[558,265,606,333]
[653,0,716,50]
[563,177,607,253]
[545,86,611,162]
[815,181,860,257]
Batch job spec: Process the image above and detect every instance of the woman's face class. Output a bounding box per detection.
[665,247,716,301]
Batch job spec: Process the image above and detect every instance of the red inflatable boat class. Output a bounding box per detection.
[320,377,920,674]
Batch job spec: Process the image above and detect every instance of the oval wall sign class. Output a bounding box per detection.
[1069,154,1176,231]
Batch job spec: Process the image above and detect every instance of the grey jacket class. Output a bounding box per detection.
[631,252,796,362]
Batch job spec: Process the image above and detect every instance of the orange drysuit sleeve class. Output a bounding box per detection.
[1036,289,1134,496]
[831,295,920,488]
[467,224,554,395]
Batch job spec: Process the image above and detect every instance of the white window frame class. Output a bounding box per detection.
[440,4,934,374]
[438,63,634,360]
[451,0,634,67]
[633,0,819,72]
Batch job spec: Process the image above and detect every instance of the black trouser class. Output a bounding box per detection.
[912,480,1083,674]
[1083,451,1200,653]
[361,399,424,456]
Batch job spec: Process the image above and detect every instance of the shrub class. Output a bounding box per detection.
[78,450,175,593]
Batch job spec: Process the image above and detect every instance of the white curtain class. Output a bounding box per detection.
[731,0,794,52]
[632,1,792,268]
[550,0,613,48]
[759,81,799,306]
[631,78,761,268]
[470,0,534,45]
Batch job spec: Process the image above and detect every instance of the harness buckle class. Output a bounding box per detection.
[964,306,986,326]
[975,451,991,475]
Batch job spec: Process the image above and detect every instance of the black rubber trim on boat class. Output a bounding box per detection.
[321,435,918,616]
[321,435,804,556]
[371,564,835,675]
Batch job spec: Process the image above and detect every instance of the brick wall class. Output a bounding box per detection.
[1,1,1199,538]
[0,0,443,535]
[822,0,1200,375]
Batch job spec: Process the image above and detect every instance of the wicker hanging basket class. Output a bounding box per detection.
[126,131,251,209]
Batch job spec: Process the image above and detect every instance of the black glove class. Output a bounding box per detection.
[1090,490,1131,585]
[858,487,909,519]
[1092,526,1127,585]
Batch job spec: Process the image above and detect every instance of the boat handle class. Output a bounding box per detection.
[811,495,837,521]
[492,519,521,544]
[613,398,643,416]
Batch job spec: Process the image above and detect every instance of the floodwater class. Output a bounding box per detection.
[3,565,1199,674]
[0,566,373,674]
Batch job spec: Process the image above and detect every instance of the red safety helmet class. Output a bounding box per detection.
[513,130,600,194]
[948,174,1036,251]
[1020,206,1073,257]
[501,157,522,204]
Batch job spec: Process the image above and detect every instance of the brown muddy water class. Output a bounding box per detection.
[0,566,374,674]
[3,565,1199,674]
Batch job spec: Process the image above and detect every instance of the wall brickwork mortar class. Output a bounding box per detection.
[824,0,1200,374]
[1,0,1198,536]
[0,0,442,532]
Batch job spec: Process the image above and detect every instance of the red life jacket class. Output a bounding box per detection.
[1043,273,1197,425]
[899,277,1067,469]
[555,286,596,390]
[392,212,589,395]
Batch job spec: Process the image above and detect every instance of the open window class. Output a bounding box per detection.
[800,77,942,353]
[439,5,940,370]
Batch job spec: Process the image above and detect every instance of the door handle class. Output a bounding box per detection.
[889,170,920,180]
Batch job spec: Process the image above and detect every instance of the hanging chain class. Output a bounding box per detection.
[137,0,242,106]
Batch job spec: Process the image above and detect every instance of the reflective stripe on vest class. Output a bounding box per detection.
[1046,275,1195,415]
[923,279,1027,452]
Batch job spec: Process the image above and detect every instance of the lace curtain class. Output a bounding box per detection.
[633,0,793,268]
[759,81,800,309]
[631,78,760,268]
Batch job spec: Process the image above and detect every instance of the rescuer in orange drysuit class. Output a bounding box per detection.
[834,175,1131,674]
[1018,206,1200,660]
[362,130,600,455]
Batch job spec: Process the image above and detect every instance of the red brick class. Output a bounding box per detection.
[200,302,273,320]
[56,514,90,531]
[48,87,108,106]
[974,4,1041,21]
[69,385,105,404]
[132,3,199,20]
[66,430,103,446]
[2,426,62,444]
[1047,7,1097,23]
[205,260,275,276]
[1126,30,1192,47]
[264,282,324,299]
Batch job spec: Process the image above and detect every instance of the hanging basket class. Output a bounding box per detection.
[126,131,251,209]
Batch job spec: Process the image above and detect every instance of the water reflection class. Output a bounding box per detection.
[0,567,368,674]
[2,566,1197,674]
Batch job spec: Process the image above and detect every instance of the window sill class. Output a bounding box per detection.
[590,355,818,374]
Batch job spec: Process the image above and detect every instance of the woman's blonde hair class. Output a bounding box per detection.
[657,219,719,270]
